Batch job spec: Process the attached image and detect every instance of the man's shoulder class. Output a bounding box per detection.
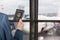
[0,12,7,21]
[0,12,8,19]
[0,12,7,16]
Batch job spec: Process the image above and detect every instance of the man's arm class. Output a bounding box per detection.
[13,19,23,40]
[2,15,23,40]
[14,30,23,40]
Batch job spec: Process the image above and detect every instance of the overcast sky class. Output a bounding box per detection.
[0,0,60,16]
[38,0,60,14]
[0,0,29,15]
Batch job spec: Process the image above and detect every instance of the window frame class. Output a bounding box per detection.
[9,0,38,40]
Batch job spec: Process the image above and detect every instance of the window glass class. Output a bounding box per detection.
[38,22,60,40]
[38,0,60,20]
[23,22,30,40]
[0,0,30,20]
[0,0,30,40]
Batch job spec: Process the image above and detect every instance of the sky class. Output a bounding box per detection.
[0,0,60,16]
[38,0,60,14]
[0,0,29,15]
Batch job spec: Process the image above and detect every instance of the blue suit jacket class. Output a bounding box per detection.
[0,13,23,40]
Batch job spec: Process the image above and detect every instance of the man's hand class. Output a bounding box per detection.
[16,19,23,30]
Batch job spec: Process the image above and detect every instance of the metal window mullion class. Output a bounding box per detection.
[37,20,60,22]
[30,0,35,40]
[30,0,38,40]
[34,0,38,40]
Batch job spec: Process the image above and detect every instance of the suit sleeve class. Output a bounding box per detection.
[14,30,23,40]
[2,15,23,40]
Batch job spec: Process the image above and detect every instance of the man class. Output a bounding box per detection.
[0,13,23,40]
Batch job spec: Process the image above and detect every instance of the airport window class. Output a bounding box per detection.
[38,0,60,20]
[0,0,30,40]
[38,0,60,40]
[1,0,60,40]
[0,0,38,40]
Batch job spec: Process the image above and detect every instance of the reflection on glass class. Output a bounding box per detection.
[38,22,60,40]
[38,0,60,20]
